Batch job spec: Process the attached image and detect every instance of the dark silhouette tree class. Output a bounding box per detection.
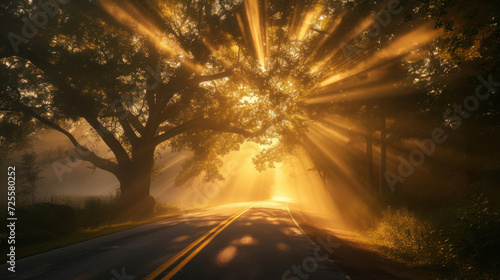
[0,0,316,217]
[19,151,44,204]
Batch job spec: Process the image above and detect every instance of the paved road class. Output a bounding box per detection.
[0,201,350,280]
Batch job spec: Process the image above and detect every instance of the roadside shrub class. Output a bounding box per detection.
[77,197,107,227]
[368,207,454,267]
[76,196,122,227]
[155,202,181,216]
[454,194,500,264]
[17,203,76,243]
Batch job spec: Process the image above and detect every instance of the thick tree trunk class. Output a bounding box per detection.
[116,143,156,220]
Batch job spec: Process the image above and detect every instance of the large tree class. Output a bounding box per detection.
[0,0,321,217]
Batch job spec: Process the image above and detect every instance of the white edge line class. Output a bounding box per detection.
[287,203,315,245]
[286,203,352,280]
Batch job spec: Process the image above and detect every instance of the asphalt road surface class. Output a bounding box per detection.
[0,201,351,280]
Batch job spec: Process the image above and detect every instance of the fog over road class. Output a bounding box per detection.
[0,201,350,280]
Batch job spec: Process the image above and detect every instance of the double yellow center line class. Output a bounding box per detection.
[144,204,255,280]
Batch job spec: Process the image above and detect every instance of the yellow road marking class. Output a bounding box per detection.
[144,204,254,280]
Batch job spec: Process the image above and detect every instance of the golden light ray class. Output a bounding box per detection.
[304,131,358,184]
[202,38,238,69]
[319,24,443,87]
[153,142,274,209]
[99,0,203,73]
[306,82,407,105]
[310,10,347,53]
[309,122,351,144]
[304,139,367,199]
[295,5,324,41]
[321,115,369,137]
[243,0,266,67]
[310,15,377,74]
[269,148,349,228]
[318,63,401,94]
[300,131,380,230]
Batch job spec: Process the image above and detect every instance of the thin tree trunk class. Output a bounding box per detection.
[366,135,374,192]
[31,182,35,204]
[379,115,387,194]
[319,169,327,188]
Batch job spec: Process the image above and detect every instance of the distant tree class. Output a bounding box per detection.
[19,151,44,204]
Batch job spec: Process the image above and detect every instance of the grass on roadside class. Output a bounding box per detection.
[365,195,500,279]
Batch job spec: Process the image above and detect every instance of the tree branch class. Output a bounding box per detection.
[17,48,132,166]
[195,69,233,83]
[16,103,119,174]
[104,90,140,144]
[144,40,160,110]
[154,118,275,145]
[128,113,146,134]
[156,69,233,125]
